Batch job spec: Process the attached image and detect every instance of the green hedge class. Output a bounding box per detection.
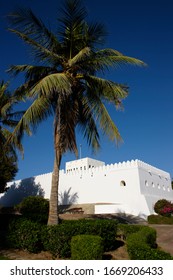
[148,214,173,224]
[71,235,103,260]
[117,224,146,238]
[43,219,118,258]
[7,217,44,253]
[126,226,173,260]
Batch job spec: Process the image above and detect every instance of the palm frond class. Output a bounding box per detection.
[8,29,64,65]
[29,73,72,98]
[93,99,122,144]
[58,0,87,58]
[84,22,108,47]
[58,0,87,32]
[109,55,146,67]
[82,49,146,73]
[2,128,23,156]
[8,7,62,51]
[77,96,100,151]
[68,47,91,67]
[86,87,123,145]
[8,96,52,146]
[84,75,128,108]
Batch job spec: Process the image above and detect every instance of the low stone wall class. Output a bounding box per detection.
[60,203,95,214]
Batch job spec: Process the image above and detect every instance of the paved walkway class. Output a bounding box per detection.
[149,224,173,256]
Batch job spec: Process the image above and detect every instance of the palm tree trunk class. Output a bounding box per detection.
[48,102,62,226]
[47,152,61,225]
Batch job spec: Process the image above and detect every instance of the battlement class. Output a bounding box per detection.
[66,157,105,173]
[65,158,170,180]
[7,159,170,187]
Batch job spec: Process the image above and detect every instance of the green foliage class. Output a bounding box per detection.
[42,224,74,258]
[7,217,44,253]
[42,219,118,258]
[0,150,18,193]
[0,81,24,193]
[15,196,49,224]
[126,226,173,260]
[71,235,103,260]
[117,224,145,238]
[154,199,173,216]
[148,214,173,224]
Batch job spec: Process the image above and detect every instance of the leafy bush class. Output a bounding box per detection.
[7,217,44,253]
[148,214,173,224]
[154,199,173,217]
[71,235,103,260]
[117,224,145,239]
[42,224,74,258]
[15,196,49,224]
[42,219,118,258]
[126,226,173,260]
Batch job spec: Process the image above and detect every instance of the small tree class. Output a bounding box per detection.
[0,81,24,193]
[0,147,18,193]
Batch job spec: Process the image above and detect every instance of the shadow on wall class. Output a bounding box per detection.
[114,210,147,224]
[59,187,78,212]
[0,177,45,207]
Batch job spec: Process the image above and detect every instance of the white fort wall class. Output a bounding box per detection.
[1,158,173,218]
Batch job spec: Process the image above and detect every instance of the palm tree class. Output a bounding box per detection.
[0,81,24,192]
[7,0,145,225]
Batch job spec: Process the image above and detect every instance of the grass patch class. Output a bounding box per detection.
[0,254,9,260]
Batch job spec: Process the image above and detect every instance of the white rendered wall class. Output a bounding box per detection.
[59,159,163,217]
[1,158,173,218]
[137,160,172,214]
[66,157,105,173]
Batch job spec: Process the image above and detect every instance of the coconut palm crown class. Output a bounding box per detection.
[7,0,146,224]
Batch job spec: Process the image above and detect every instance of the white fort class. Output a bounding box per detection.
[1,157,173,218]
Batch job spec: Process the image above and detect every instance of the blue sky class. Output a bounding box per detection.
[1,0,173,180]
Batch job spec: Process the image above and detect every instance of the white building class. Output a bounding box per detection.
[1,157,173,219]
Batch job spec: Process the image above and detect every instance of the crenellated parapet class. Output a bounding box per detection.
[64,159,170,182]
[136,160,170,178]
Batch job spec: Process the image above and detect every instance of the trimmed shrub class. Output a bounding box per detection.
[42,224,72,258]
[117,224,146,239]
[7,217,44,253]
[148,214,173,224]
[126,226,173,260]
[15,196,49,224]
[154,199,173,217]
[71,235,103,260]
[42,219,118,258]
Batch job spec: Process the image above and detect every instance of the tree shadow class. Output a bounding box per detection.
[113,211,147,224]
[58,187,78,213]
[0,177,45,207]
